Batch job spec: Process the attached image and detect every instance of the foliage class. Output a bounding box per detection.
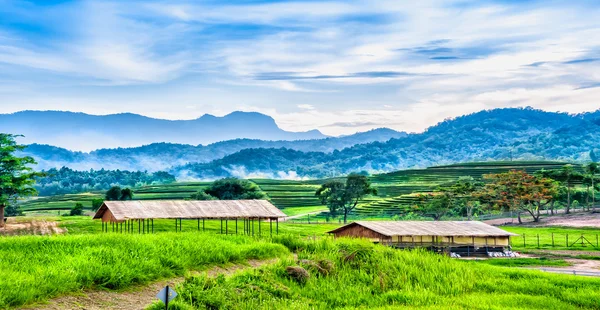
[536,165,584,213]
[315,174,377,223]
[193,178,267,200]
[0,134,44,225]
[69,203,84,216]
[0,233,288,308]
[105,186,134,201]
[34,167,175,196]
[481,170,558,222]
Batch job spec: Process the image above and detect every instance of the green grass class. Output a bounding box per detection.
[0,233,288,308]
[503,226,600,251]
[475,257,571,267]
[150,237,600,310]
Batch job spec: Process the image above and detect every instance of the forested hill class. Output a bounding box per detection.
[16,107,600,179]
[172,108,600,179]
[22,128,408,171]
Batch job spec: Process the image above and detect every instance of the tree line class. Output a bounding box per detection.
[410,164,599,222]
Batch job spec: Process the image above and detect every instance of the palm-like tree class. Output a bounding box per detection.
[586,162,599,211]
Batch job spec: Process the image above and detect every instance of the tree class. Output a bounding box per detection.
[120,188,134,200]
[105,186,133,201]
[69,203,84,216]
[194,178,267,200]
[481,170,558,223]
[585,162,599,211]
[412,193,451,220]
[1,134,44,227]
[444,176,483,220]
[105,186,122,201]
[537,165,584,214]
[316,173,377,223]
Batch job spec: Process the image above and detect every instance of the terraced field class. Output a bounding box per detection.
[18,161,577,218]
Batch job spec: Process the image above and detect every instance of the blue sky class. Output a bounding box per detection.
[1,0,599,135]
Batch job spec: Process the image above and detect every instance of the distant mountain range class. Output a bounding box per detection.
[21,128,408,171]
[10,107,600,180]
[0,110,327,151]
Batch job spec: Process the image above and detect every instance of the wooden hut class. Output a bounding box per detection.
[328,221,517,256]
[93,200,286,235]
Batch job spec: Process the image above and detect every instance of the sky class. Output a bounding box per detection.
[0,0,599,136]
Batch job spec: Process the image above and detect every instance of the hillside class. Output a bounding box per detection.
[22,128,408,171]
[174,108,600,179]
[0,110,327,151]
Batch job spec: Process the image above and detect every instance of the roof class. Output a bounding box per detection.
[93,200,287,221]
[327,221,518,237]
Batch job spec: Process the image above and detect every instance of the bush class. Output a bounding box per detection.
[285,266,310,284]
[69,203,84,216]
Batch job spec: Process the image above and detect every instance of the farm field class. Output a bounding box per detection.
[148,237,600,310]
[18,161,577,220]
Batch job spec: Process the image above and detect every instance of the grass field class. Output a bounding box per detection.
[148,237,600,310]
[0,232,288,309]
[503,226,600,251]
[2,215,600,309]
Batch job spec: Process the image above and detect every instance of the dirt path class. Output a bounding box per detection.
[0,218,65,236]
[23,258,279,310]
[281,210,325,222]
[526,259,600,277]
[485,210,600,228]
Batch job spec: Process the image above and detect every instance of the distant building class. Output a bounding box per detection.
[328,221,517,256]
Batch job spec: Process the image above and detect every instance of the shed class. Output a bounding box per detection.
[93,200,286,234]
[327,221,517,250]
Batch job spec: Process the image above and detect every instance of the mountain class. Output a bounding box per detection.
[171,107,600,179]
[21,128,409,171]
[0,110,327,151]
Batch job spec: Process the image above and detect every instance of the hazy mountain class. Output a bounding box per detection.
[172,107,600,179]
[21,127,408,171]
[0,110,326,151]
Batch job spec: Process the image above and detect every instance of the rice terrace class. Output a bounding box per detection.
[3,1,600,309]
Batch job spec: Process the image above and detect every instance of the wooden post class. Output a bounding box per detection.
[566,234,569,247]
[276,218,279,235]
[270,218,273,237]
[259,218,261,236]
[175,219,178,232]
[220,219,223,234]
[198,219,200,231]
[203,219,205,231]
[179,218,182,232]
[537,234,539,248]
[152,219,154,234]
[523,234,526,248]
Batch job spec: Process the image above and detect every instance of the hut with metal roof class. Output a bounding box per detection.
[93,200,286,235]
[328,221,517,256]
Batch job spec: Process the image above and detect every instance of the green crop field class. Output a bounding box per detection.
[17,161,581,221]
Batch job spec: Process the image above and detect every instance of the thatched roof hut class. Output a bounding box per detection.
[93,200,286,222]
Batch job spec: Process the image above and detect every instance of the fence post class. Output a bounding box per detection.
[523,234,526,248]
[566,234,569,248]
[537,234,540,248]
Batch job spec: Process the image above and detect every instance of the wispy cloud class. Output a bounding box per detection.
[0,0,599,136]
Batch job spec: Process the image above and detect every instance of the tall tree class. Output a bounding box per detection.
[193,178,267,200]
[412,192,452,221]
[0,134,44,227]
[316,173,377,223]
[481,170,558,223]
[536,165,584,214]
[585,162,599,211]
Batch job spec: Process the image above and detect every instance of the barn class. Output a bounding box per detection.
[328,221,518,256]
[93,200,287,235]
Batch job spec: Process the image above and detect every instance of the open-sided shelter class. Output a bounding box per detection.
[328,221,517,255]
[93,200,286,235]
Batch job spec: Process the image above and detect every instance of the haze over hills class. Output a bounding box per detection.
[15,107,600,180]
[22,128,408,171]
[0,110,327,151]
